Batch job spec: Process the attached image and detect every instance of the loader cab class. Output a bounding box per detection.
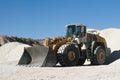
[66,24,86,38]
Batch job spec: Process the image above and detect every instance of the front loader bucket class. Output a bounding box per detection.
[18,46,57,67]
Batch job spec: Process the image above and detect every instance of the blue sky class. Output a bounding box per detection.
[0,0,120,39]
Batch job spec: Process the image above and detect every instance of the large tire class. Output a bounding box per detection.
[91,46,106,65]
[57,44,79,66]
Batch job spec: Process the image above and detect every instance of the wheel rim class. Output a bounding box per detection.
[98,52,105,64]
[68,51,76,61]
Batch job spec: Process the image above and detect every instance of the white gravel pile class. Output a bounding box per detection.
[0,42,30,64]
[99,28,120,52]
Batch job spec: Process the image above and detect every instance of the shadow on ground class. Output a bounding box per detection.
[105,50,120,65]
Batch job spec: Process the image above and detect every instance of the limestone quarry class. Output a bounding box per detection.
[0,28,120,80]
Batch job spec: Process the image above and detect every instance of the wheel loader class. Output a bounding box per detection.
[18,24,111,67]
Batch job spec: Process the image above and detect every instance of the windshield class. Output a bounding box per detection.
[66,25,86,38]
[66,26,75,37]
